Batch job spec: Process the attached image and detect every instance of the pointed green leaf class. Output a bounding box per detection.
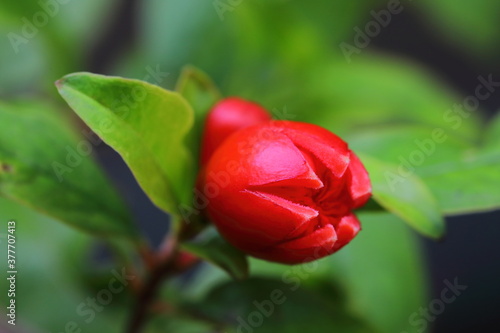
[181,226,249,280]
[347,123,500,215]
[415,115,500,214]
[359,154,445,239]
[345,125,471,169]
[0,100,136,238]
[176,65,222,163]
[56,72,196,221]
[418,150,500,214]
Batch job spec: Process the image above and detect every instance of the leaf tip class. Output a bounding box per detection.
[54,78,65,90]
[431,224,447,241]
[55,72,92,91]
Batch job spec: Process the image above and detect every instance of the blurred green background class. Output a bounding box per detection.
[1,0,499,332]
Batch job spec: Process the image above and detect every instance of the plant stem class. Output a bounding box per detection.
[126,239,178,333]
[126,215,200,333]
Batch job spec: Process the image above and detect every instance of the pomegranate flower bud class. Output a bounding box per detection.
[202,121,371,264]
[172,251,200,273]
[200,97,271,165]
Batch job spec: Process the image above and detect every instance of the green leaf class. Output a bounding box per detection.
[326,212,428,333]
[412,115,500,214]
[192,277,378,333]
[418,150,500,214]
[181,212,428,333]
[181,226,249,280]
[245,212,428,333]
[304,56,482,141]
[0,100,136,238]
[0,197,131,333]
[145,315,213,333]
[346,124,471,168]
[359,154,445,239]
[176,65,222,163]
[56,72,196,221]
[345,121,500,215]
[124,0,380,109]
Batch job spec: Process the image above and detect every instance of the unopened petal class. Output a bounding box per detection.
[347,152,371,208]
[332,214,361,251]
[278,224,337,250]
[208,189,318,251]
[246,129,322,187]
[275,122,350,178]
[247,225,338,264]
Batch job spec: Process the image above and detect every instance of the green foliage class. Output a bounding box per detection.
[418,149,500,214]
[187,212,426,333]
[345,117,500,215]
[0,197,131,333]
[57,70,248,279]
[326,213,428,333]
[308,56,500,216]
[346,125,471,169]
[483,112,500,151]
[302,56,482,140]
[359,154,445,239]
[176,65,222,164]
[416,0,500,56]
[413,112,500,214]
[0,100,136,238]
[144,315,213,333]
[56,72,196,220]
[192,277,378,333]
[181,227,249,281]
[2,1,500,332]
[0,0,120,96]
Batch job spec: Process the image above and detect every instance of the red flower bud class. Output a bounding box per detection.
[202,121,371,264]
[172,251,200,272]
[200,97,271,165]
